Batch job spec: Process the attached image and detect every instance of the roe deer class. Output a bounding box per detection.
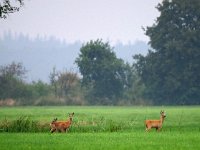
[50,112,74,133]
[145,110,166,131]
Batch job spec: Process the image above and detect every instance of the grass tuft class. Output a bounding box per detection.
[0,116,49,132]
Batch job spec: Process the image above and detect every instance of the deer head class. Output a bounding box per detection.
[68,112,74,121]
[160,110,166,118]
[51,118,57,123]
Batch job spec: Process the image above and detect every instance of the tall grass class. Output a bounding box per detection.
[0,116,49,132]
[0,106,200,150]
[0,106,200,133]
[0,115,131,133]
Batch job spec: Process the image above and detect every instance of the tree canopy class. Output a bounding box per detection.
[134,0,200,105]
[75,39,132,104]
[0,62,28,99]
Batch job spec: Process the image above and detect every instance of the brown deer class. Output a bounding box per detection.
[50,112,74,133]
[145,110,166,132]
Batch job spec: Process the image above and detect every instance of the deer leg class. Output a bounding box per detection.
[60,128,65,133]
[157,127,161,132]
[145,125,149,131]
[146,127,151,132]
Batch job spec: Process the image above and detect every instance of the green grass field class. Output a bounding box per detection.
[0,106,200,149]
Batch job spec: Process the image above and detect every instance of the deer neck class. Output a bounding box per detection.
[160,115,165,124]
[68,117,73,123]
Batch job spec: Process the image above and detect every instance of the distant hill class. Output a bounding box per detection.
[0,32,150,82]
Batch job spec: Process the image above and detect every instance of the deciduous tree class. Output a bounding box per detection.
[134,0,200,105]
[76,39,132,104]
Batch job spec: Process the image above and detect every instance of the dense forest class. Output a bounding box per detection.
[0,0,200,106]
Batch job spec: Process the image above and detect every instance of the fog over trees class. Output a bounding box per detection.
[1,0,199,106]
[0,31,149,83]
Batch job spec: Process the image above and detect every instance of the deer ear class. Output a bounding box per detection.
[52,118,57,122]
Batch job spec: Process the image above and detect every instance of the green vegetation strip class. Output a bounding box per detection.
[0,132,199,150]
[0,106,200,149]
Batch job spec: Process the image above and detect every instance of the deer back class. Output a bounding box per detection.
[53,120,72,130]
[145,119,162,128]
[50,112,74,132]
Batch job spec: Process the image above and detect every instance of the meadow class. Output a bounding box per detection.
[0,106,200,149]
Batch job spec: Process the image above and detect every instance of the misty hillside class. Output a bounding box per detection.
[0,32,149,82]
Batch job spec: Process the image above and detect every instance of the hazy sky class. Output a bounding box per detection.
[0,0,161,44]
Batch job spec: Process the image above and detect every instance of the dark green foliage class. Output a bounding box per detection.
[75,39,133,104]
[0,62,52,105]
[0,62,86,106]
[29,80,51,98]
[49,68,85,105]
[134,0,200,105]
[0,62,29,100]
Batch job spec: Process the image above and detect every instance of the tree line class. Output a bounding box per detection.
[1,0,200,105]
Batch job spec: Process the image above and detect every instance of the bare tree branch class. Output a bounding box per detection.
[0,0,24,19]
